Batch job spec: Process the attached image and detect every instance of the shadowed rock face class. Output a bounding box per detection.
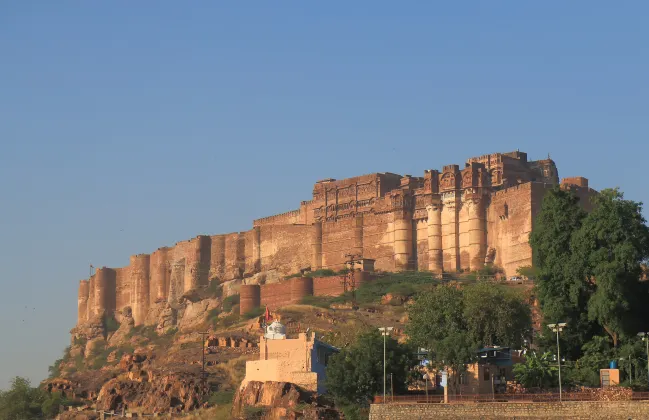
[96,372,210,413]
[232,381,341,420]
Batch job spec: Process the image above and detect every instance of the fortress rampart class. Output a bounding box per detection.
[239,271,373,315]
[76,150,597,327]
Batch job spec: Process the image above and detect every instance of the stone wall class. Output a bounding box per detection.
[243,272,372,314]
[259,224,311,275]
[486,183,536,276]
[260,282,293,310]
[369,401,649,419]
[312,273,370,297]
[79,228,313,326]
[360,212,396,271]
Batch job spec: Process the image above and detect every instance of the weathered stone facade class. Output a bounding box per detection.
[76,150,595,327]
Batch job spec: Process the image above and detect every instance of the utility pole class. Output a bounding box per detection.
[548,323,567,402]
[423,373,429,402]
[198,332,209,386]
[638,332,649,386]
[491,373,495,401]
[378,327,393,402]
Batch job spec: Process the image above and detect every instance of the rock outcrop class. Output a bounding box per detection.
[108,307,134,346]
[177,298,219,331]
[232,381,340,420]
[96,372,209,413]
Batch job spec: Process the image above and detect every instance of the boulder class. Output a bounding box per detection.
[108,308,134,346]
[221,279,243,297]
[177,298,219,332]
[247,269,283,286]
[96,372,209,413]
[231,381,314,419]
[156,304,177,334]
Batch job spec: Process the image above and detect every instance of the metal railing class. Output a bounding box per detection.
[374,392,649,404]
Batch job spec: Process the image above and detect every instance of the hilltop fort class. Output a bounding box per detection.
[76,150,595,327]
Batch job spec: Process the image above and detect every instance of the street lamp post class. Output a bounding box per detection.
[423,373,429,402]
[620,355,634,385]
[638,332,649,386]
[548,323,567,402]
[378,327,394,402]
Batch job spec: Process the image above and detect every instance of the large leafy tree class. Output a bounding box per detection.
[0,377,45,420]
[529,187,594,357]
[406,283,472,390]
[325,331,417,407]
[406,283,531,390]
[531,184,649,385]
[570,188,649,347]
[463,282,531,349]
[0,377,70,419]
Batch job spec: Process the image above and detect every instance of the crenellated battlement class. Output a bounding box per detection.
[253,209,302,227]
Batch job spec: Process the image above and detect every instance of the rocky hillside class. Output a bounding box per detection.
[45,271,534,417]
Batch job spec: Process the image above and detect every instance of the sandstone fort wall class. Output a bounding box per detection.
[259,281,293,310]
[76,150,596,327]
[243,273,372,314]
[259,224,311,275]
[486,183,535,276]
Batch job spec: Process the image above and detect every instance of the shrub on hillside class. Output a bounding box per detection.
[222,294,240,312]
[102,315,120,333]
[208,389,235,405]
[243,307,265,320]
[300,295,333,308]
[208,278,223,298]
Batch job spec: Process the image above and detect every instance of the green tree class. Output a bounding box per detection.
[463,282,531,349]
[513,351,558,389]
[0,377,45,420]
[406,284,472,391]
[570,188,649,347]
[0,377,75,419]
[529,187,593,357]
[565,335,614,388]
[41,392,65,418]
[325,331,417,407]
[516,265,539,280]
[406,283,531,391]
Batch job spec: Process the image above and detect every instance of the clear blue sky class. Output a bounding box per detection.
[1,1,648,388]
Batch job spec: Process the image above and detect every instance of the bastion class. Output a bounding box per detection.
[76,150,596,326]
